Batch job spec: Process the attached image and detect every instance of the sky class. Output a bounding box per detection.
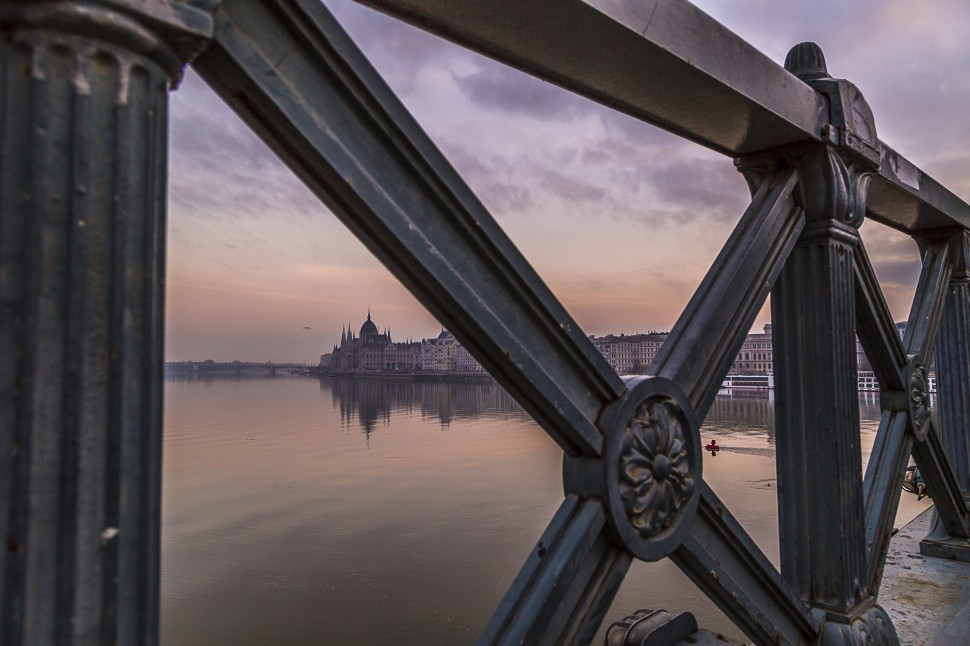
[164,0,970,362]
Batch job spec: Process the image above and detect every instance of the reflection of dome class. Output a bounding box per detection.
[360,311,378,337]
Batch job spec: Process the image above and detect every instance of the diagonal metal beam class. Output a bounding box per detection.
[935,233,970,499]
[905,236,970,540]
[356,1,970,234]
[649,170,804,420]
[671,484,819,645]
[854,243,907,391]
[862,238,952,588]
[478,495,631,645]
[863,412,911,592]
[859,234,970,591]
[904,240,951,360]
[912,420,970,538]
[193,0,627,457]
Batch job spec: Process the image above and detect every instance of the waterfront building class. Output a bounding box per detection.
[588,325,773,376]
[588,322,888,378]
[326,311,422,373]
[589,332,668,375]
[328,315,906,381]
[422,329,458,371]
[733,324,773,374]
[323,313,485,374]
[419,328,487,373]
[456,341,487,373]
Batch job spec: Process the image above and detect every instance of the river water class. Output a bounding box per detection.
[160,376,930,645]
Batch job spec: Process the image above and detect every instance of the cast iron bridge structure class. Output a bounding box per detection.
[3,1,970,644]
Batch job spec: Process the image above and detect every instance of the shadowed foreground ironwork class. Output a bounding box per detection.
[3,1,970,644]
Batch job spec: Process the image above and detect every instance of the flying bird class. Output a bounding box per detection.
[302,326,312,331]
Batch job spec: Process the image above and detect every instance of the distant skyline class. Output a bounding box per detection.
[165,0,970,362]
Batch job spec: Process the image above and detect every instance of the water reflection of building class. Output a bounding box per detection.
[705,393,777,443]
[325,377,887,448]
[705,390,885,446]
[326,377,526,438]
[329,377,417,436]
[859,391,881,418]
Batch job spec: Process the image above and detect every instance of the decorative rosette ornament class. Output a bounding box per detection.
[907,362,931,439]
[618,398,694,538]
[604,377,701,561]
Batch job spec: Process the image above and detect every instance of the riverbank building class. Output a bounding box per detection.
[326,311,422,373]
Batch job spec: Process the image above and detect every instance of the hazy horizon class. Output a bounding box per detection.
[165,0,970,363]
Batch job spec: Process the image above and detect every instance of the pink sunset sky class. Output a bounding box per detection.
[164,0,970,362]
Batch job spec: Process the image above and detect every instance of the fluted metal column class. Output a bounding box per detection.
[935,232,970,499]
[772,186,867,610]
[0,2,210,644]
[767,43,898,644]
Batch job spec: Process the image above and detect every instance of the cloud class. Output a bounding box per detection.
[324,0,474,96]
[870,258,922,290]
[436,144,535,214]
[163,0,970,361]
[535,166,606,203]
[168,71,326,222]
[454,64,589,119]
[596,105,706,151]
[858,220,923,321]
[692,0,970,202]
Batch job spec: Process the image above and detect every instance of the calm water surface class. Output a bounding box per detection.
[160,377,930,645]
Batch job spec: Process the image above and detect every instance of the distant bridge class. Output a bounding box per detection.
[165,362,310,376]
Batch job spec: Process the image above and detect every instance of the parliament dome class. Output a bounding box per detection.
[360,311,378,337]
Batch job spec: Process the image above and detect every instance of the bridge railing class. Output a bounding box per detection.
[3,1,970,644]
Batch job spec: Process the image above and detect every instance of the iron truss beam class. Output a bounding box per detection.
[354,0,824,156]
[862,238,970,592]
[650,170,803,420]
[355,0,970,233]
[673,485,819,644]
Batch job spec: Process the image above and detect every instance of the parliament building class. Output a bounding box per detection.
[325,311,422,373]
[321,311,485,374]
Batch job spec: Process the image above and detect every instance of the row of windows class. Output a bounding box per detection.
[739,363,770,371]
[741,352,771,361]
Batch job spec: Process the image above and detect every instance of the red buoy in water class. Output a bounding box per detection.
[705,439,719,453]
